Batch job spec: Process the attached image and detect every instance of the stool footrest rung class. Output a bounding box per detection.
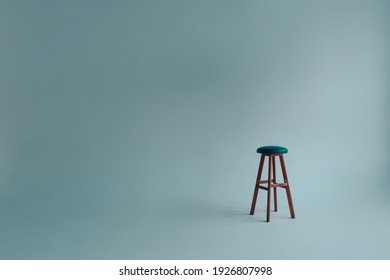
[271,183,288,187]
[257,183,288,190]
[259,180,288,186]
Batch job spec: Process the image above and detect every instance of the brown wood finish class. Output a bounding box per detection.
[250,154,265,215]
[266,155,272,222]
[279,155,295,219]
[272,156,277,212]
[249,153,296,222]
[269,183,288,187]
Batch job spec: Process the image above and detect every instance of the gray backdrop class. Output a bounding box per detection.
[0,0,389,259]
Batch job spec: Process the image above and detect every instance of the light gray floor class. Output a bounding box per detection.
[1,154,390,259]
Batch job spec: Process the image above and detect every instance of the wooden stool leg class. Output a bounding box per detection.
[250,154,265,215]
[266,155,272,222]
[272,155,277,212]
[279,155,295,219]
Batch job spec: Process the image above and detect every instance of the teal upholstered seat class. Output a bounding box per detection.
[257,145,288,154]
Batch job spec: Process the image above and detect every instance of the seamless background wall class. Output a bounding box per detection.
[0,0,389,259]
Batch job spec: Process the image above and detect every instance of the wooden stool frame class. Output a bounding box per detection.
[250,153,295,222]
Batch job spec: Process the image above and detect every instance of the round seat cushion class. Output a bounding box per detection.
[257,145,288,154]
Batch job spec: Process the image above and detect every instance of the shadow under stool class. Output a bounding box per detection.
[250,145,295,222]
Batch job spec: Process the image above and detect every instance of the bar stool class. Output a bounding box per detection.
[250,145,295,222]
